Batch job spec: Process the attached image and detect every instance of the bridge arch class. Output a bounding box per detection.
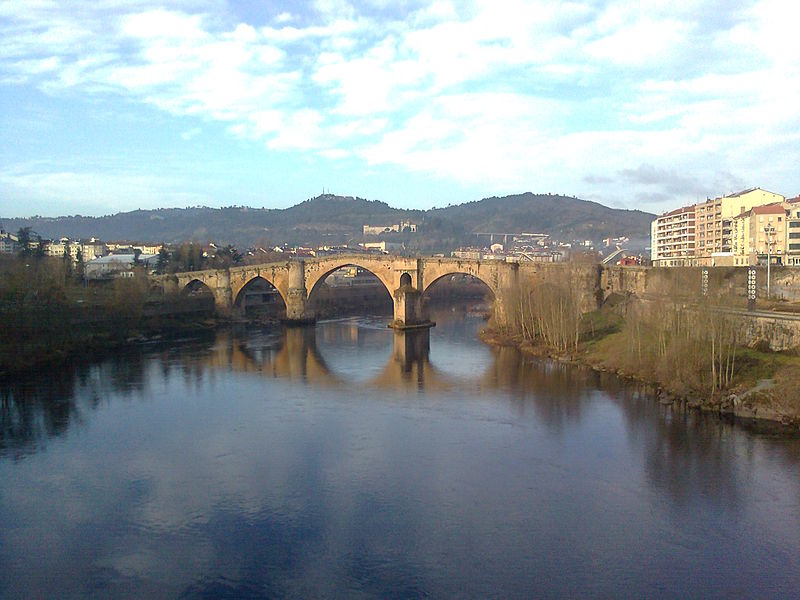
[306,258,399,299]
[421,272,496,299]
[229,268,289,307]
[306,263,395,317]
[304,258,401,299]
[233,275,287,315]
[179,278,216,312]
[182,278,214,295]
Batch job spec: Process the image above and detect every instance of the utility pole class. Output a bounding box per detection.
[765,224,775,299]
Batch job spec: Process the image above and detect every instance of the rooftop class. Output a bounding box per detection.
[750,203,786,215]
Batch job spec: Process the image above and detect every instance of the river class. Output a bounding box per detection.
[1,308,799,598]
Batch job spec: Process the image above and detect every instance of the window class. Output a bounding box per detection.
[790,244,800,250]
[778,217,782,222]
[790,222,800,228]
[790,232,800,239]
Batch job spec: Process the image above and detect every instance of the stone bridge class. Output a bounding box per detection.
[159,255,529,328]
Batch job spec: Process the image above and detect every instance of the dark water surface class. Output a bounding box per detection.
[2,310,799,598]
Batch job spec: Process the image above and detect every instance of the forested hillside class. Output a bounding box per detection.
[3,192,653,250]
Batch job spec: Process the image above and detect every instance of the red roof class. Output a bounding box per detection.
[787,196,800,204]
[751,203,786,215]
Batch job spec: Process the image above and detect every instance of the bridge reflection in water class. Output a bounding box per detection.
[204,316,525,392]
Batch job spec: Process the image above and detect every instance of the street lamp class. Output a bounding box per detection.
[765,224,775,299]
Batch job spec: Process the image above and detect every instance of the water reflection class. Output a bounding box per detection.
[2,313,800,597]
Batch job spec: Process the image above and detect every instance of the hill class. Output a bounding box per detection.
[2,193,653,250]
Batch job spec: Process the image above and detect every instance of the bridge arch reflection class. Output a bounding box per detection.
[207,320,503,392]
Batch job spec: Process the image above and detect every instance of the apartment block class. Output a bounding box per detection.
[731,203,789,266]
[786,197,800,266]
[651,205,696,267]
[653,187,786,267]
[695,188,784,266]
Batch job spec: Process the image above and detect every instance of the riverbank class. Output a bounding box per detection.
[0,312,222,379]
[480,326,800,431]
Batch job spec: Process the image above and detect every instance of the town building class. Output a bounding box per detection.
[651,187,786,267]
[42,238,108,262]
[362,241,404,254]
[785,196,800,266]
[694,188,784,266]
[650,205,696,267]
[84,253,158,279]
[106,242,163,255]
[731,203,789,266]
[0,224,19,254]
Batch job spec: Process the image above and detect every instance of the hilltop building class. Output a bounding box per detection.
[363,220,417,236]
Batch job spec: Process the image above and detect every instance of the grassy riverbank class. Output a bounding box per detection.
[486,282,800,429]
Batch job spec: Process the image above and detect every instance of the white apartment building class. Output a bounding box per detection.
[651,205,696,267]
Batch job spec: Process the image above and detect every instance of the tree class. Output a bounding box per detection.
[17,227,31,257]
[33,238,45,260]
[133,248,142,265]
[62,248,73,282]
[156,247,169,274]
[75,249,84,280]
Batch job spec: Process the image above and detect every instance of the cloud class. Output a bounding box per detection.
[619,164,702,195]
[0,0,797,213]
[0,162,208,215]
[180,127,202,140]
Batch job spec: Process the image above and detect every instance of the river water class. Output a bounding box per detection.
[2,309,799,598]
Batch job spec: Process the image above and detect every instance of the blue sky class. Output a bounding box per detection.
[1,0,798,218]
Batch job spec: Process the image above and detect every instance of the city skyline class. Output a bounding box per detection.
[1,0,798,218]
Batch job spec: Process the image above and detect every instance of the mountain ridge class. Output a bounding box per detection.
[2,192,654,251]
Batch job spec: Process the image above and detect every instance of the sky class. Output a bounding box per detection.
[1,0,798,218]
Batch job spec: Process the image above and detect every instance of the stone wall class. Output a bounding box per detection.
[738,313,800,351]
[518,262,602,313]
[602,265,800,304]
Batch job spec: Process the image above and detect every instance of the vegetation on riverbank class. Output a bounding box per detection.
[488,273,800,427]
[0,256,215,376]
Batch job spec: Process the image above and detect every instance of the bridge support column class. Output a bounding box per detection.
[391,284,433,330]
[213,271,233,316]
[286,260,315,324]
[492,288,513,329]
[491,262,519,329]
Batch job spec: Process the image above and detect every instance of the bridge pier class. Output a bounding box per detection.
[285,260,316,324]
[391,283,434,330]
[212,271,233,316]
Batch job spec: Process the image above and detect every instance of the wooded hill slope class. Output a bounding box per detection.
[3,192,654,251]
